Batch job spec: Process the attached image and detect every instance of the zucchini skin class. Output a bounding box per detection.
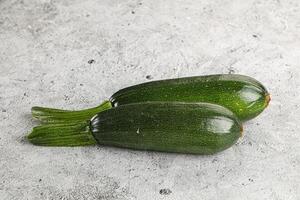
[110,74,270,121]
[90,102,242,154]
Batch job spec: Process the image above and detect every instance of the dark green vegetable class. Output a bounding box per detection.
[32,74,270,122]
[28,102,242,154]
[110,74,270,121]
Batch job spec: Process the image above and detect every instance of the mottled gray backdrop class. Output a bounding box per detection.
[0,0,299,199]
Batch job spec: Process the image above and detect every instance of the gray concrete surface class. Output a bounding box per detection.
[1,0,300,199]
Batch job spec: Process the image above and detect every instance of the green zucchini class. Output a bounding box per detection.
[32,74,269,122]
[110,74,270,121]
[28,102,242,154]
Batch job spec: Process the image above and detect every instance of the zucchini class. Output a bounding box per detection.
[32,74,270,122]
[110,74,270,121]
[28,102,242,154]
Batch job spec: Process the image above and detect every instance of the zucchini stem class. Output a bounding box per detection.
[28,101,112,146]
[31,101,112,124]
[27,121,96,146]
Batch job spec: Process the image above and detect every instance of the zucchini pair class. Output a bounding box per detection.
[28,74,270,154]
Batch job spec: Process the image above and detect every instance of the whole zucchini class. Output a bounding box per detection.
[28,102,242,154]
[32,74,270,122]
[110,74,270,121]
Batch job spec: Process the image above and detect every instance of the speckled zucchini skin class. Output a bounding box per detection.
[110,74,270,121]
[90,102,242,154]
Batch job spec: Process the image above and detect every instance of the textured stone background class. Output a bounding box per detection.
[0,0,299,199]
